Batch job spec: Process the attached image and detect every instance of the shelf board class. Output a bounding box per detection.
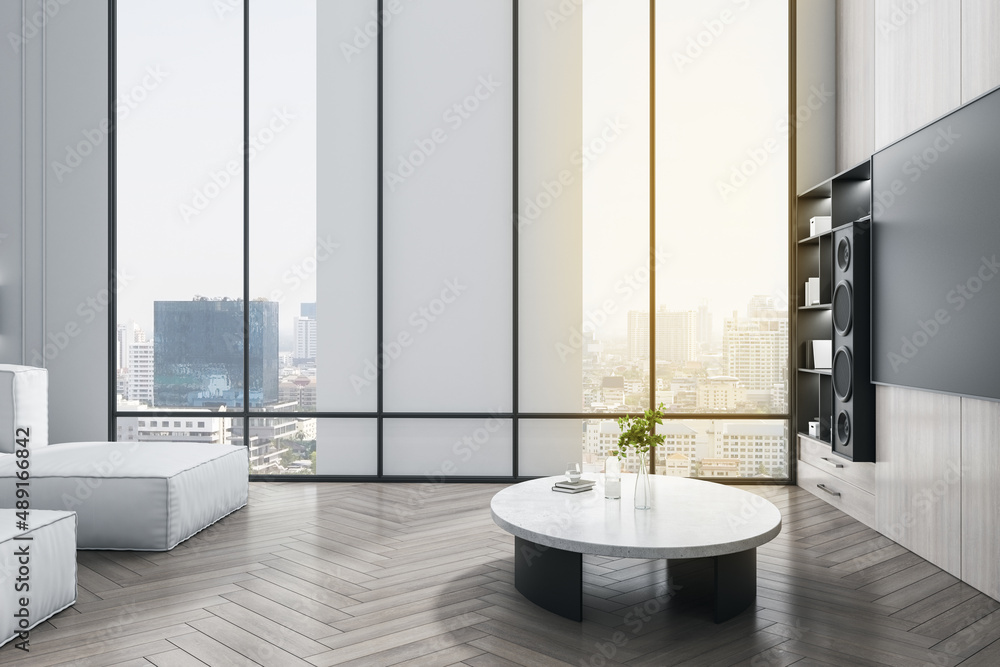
[799,304,831,310]
[796,431,831,446]
[798,368,832,376]
[797,230,833,244]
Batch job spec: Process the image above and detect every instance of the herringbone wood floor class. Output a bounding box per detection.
[3,482,1000,666]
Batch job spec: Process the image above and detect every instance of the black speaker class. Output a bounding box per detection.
[831,223,875,461]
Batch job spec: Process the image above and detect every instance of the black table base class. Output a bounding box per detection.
[512,536,756,624]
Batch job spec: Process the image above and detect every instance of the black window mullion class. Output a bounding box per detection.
[376,0,385,478]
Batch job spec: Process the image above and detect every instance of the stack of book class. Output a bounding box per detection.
[552,478,595,494]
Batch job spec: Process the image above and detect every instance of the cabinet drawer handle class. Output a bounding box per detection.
[817,483,841,497]
[820,457,844,469]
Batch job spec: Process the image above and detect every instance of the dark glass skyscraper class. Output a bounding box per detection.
[154,299,279,409]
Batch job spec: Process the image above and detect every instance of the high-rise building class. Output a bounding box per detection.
[279,376,317,411]
[116,321,154,405]
[626,308,698,363]
[294,316,317,361]
[300,302,317,319]
[723,309,788,393]
[696,376,746,411]
[697,302,713,349]
[127,339,154,405]
[154,298,279,409]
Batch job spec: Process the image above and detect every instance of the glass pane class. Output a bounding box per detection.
[654,1,790,416]
[249,0,319,411]
[517,2,583,413]
[582,0,651,414]
[382,1,513,412]
[383,419,513,477]
[315,0,379,412]
[232,411,314,474]
[519,419,585,477]
[116,0,244,411]
[316,419,377,476]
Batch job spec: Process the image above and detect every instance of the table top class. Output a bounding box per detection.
[490,474,782,559]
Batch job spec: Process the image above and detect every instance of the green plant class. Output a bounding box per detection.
[611,402,667,460]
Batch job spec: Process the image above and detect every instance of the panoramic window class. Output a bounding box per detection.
[113,0,790,480]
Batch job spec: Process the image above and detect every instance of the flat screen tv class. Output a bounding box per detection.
[871,85,1000,400]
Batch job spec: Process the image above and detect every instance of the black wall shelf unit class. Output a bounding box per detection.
[794,161,875,462]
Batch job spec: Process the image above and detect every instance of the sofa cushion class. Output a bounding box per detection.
[0,442,248,550]
[0,510,77,648]
[0,365,48,454]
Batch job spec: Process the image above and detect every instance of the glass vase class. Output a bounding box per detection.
[634,452,651,510]
[604,456,621,499]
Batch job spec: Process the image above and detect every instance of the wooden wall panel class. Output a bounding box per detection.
[836,0,874,172]
[875,385,962,577]
[961,397,1000,600]
[796,0,837,193]
[962,0,1000,102]
[873,0,961,149]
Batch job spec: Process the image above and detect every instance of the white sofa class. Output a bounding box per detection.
[0,365,248,550]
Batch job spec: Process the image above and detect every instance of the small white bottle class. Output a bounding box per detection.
[604,456,622,499]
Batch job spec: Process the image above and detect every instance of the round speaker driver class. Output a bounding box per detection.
[833,281,854,335]
[833,346,854,401]
[838,236,851,271]
[837,410,851,446]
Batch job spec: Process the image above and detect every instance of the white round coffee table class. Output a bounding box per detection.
[490,474,781,622]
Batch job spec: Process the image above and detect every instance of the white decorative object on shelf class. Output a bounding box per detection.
[810,215,831,236]
[812,340,832,369]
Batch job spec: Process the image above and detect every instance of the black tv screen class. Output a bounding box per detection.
[871,86,1000,400]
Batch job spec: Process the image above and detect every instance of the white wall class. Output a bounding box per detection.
[0,0,110,443]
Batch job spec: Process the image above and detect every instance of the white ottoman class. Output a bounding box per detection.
[0,442,248,551]
[0,510,77,648]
